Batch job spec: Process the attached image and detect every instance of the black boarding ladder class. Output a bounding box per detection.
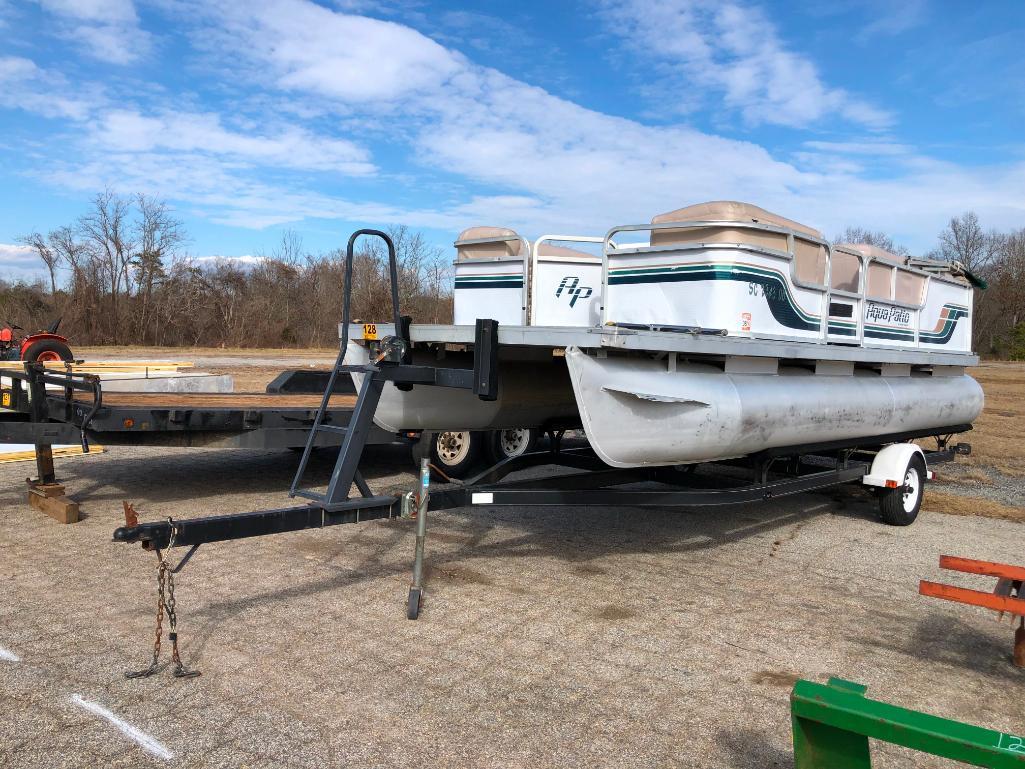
[288,229,408,510]
[113,228,503,650]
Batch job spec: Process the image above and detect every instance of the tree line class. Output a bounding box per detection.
[5,191,453,348]
[2,192,1023,356]
[836,214,1025,358]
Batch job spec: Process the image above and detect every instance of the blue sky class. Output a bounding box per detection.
[1,0,1023,279]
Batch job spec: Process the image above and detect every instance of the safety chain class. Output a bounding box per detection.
[125,518,200,680]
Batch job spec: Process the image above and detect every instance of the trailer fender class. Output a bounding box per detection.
[862,443,933,488]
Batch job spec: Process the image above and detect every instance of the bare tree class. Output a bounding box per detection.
[834,226,909,256]
[18,232,61,297]
[133,195,186,343]
[929,211,998,273]
[77,190,136,342]
[14,192,453,348]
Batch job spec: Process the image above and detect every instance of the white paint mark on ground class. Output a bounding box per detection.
[69,694,174,761]
[0,645,20,663]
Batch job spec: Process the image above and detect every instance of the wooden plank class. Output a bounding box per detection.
[72,392,357,409]
[920,580,1025,616]
[0,361,193,370]
[31,483,66,498]
[939,555,1025,583]
[28,489,79,524]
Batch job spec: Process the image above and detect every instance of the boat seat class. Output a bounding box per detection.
[455,226,526,260]
[536,243,598,261]
[650,200,827,286]
[453,226,528,326]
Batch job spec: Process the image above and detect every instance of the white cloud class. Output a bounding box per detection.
[92,109,375,175]
[190,254,265,266]
[598,0,892,129]
[0,243,48,282]
[36,0,150,64]
[190,0,1025,248]
[803,140,914,156]
[0,56,98,119]
[16,0,1025,255]
[858,0,928,40]
[212,2,462,103]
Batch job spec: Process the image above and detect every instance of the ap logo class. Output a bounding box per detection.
[555,276,593,308]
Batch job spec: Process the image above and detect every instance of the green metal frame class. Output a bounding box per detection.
[791,678,1025,768]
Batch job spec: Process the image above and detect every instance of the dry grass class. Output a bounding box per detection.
[951,466,993,484]
[960,362,1025,478]
[924,489,1025,522]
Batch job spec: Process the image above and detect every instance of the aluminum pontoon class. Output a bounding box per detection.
[347,202,984,469]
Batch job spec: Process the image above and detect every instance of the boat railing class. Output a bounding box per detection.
[597,219,966,351]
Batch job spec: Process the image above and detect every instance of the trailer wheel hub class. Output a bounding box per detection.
[436,431,471,465]
[902,467,920,513]
[497,429,531,458]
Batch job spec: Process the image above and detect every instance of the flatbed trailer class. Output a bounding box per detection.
[0,364,395,489]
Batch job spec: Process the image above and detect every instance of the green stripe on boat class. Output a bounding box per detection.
[608,262,820,331]
[455,277,523,289]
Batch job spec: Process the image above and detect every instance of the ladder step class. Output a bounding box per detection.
[292,489,325,502]
[335,364,375,373]
[315,424,348,434]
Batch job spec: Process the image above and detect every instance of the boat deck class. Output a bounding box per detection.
[345,323,979,367]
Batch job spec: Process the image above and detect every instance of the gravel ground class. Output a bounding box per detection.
[2,443,1023,769]
[929,463,1024,509]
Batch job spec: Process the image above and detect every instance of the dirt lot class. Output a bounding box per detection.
[1,352,1023,768]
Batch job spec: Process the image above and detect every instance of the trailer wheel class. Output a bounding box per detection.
[407,586,422,620]
[430,431,481,480]
[486,428,536,463]
[23,340,73,363]
[878,455,926,526]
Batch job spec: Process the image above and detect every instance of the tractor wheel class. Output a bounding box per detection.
[23,340,73,363]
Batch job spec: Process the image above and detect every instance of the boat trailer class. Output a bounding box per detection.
[110,230,972,676]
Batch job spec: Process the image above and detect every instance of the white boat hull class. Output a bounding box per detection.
[564,346,984,468]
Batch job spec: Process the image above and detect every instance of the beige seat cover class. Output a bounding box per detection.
[834,242,903,263]
[650,200,827,285]
[455,226,526,260]
[536,243,598,261]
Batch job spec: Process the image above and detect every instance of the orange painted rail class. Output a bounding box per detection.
[939,555,1025,583]
[920,554,1025,668]
[919,581,1025,616]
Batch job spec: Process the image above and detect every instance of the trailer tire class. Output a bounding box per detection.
[878,454,926,526]
[430,431,481,480]
[486,428,537,463]
[22,339,73,363]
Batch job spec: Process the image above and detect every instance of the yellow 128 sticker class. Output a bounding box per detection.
[363,323,378,340]
[1,391,10,407]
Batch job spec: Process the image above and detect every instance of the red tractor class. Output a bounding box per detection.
[0,319,74,363]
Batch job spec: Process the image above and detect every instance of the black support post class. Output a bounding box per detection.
[473,318,499,401]
[27,365,56,485]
